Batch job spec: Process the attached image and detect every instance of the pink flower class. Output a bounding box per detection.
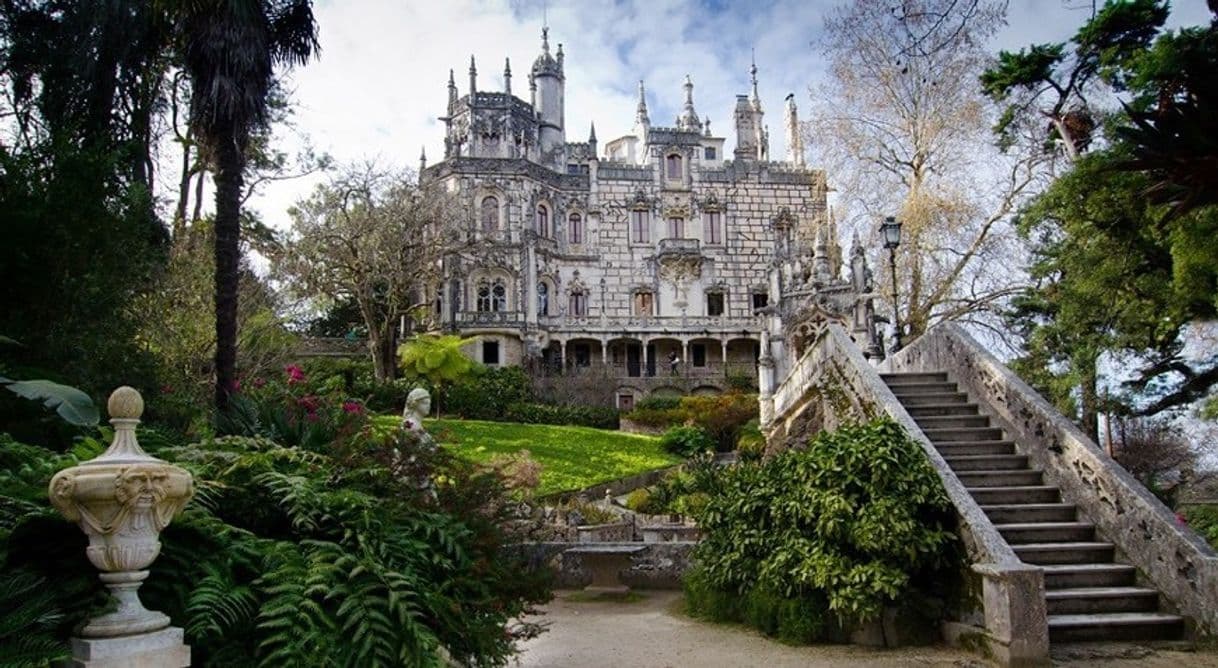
[342,400,364,415]
[230,379,241,392]
[297,395,320,413]
[403,419,414,430]
[253,377,267,388]
[284,364,306,385]
[1176,512,1189,526]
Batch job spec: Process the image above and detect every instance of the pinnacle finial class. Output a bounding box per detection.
[504,57,512,75]
[589,122,597,141]
[448,69,455,87]
[470,55,477,74]
[636,79,649,122]
[108,386,144,420]
[542,26,550,54]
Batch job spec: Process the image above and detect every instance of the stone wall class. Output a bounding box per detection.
[891,323,1218,636]
[515,541,695,590]
[762,324,1049,666]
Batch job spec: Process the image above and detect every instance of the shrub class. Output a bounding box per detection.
[636,395,682,411]
[687,418,958,638]
[736,418,766,461]
[621,407,683,429]
[441,366,534,420]
[682,566,740,623]
[1182,505,1218,549]
[678,393,758,452]
[504,402,619,430]
[624,488,655,513]
[660,425,716,458]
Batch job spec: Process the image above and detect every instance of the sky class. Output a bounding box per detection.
[246,0,1215,231]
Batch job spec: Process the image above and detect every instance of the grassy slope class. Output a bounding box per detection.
[423,418,678,496]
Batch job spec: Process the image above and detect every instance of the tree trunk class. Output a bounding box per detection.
[213,129,245,413]
[1077,352,1100,442]
[369,331,398,382]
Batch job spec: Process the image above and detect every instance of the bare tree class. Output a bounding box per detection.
[1111,416,1197,493]
[276,162,471,381]
[807,0,1051,343]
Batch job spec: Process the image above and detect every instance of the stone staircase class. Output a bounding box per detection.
[881,371,1186,644]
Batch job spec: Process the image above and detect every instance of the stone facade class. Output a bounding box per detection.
[421,30,858,407]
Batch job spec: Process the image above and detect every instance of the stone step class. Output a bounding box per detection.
[914,415,992,430]
[1045,587,1161,615]
[923,427,1006,442]
[936,441,1017,457]
[996,522,1095,544]
[1013,542,1115,565]
[904,403,982,417]
[894,392,970,406]
[888,382,959,395]
[1039,564,1137,589]
[968,485,1061,505]
[982,503,1077,524]
[957,470,1043,488]
[880,372,948,385]
[1047,612,1184,643]
[943,454,1029,471]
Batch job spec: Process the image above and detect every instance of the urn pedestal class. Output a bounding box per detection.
[49,387,193,667]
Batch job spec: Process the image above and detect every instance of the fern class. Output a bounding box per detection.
[0,570,69,666]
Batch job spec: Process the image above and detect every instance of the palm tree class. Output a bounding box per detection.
[176,0,319,413]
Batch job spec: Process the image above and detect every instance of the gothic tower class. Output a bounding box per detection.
[531,27,566,167]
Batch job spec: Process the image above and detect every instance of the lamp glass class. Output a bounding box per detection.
[880,216,902,249]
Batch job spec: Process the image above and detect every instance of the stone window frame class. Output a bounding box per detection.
[701,209,723,245]
[632,288,655,316]
[568,211,584,245]
[630,207,651,245]
[750,289,769,313]
[537,276,556,316]
[705,289,726,317]
[666,216,685,240]
[535,201,552,238]
[479,194,501,233]
[664,153,683,180]
[568,290,588,316]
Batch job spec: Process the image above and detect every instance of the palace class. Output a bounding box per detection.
[420,29,877,410]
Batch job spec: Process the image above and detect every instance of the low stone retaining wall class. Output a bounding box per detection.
[540,466,677,505]
[515,541,695,590]
[619,418,666,436]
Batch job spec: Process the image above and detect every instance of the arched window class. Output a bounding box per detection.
[536,204,550,237]
[665,154,682,179]
[569,290,587,316]
[491,280,507,312]
[667,217,684,239]
[480,196,499,232]
[569,213,583,245]
[476,281,492,312]
[538,281,550,316]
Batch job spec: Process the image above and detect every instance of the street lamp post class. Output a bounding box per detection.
[880,215,903,353]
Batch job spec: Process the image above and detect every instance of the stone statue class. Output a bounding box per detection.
[402,387,432,433]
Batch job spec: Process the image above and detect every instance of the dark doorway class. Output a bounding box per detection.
[646,343,656,377]
[626,343,641,377]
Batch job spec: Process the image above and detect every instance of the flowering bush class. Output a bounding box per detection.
[215,365,370,452]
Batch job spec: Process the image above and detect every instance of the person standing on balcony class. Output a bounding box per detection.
[669,351,681,376]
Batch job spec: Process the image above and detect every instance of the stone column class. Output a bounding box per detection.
[49,387,193,668]
[601,338,609,365]
[525,241,539,326]
[682,340,690,375]
[641,338,649,376]
[559,339,567,372]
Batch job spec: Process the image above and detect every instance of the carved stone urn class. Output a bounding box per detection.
[49,386,194,639]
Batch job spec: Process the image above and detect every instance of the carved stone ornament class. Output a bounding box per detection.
[48,387,194,639]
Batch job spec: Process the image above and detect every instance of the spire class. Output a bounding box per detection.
[784,92,805,166]
[750,50,761,111]
[679,75,702,132]
[419,146,427,174]
[635,79,650,125]
[704,116,711,137]
[589,122,597,142]
[446,69,458,114]
[504,58,512,95]
[541,26,550,55]
[556,43,564,70]
[468,55,477,97]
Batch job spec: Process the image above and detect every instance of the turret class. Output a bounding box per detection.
[531,27,566,165]
[504,58,512,96]
[446,69,457,116]
[588,123,598,156]
[734,57,767,161]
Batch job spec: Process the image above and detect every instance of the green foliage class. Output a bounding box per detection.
[736,418,766,462]
[0,570,70,667]
[633,453,722,517]
[0,376,99,427]
[660,425,716,458]
[623,393,759,451]
[1181,505,1218,550]
[421,418,678,496]
[399,335,479,387]
[620,407,684,428]
[624,488,654,513]
[503,402,619,430]
[3,410,551,666]
[440,366,534,420]
[687,418,958,637]
[635,396,682,411]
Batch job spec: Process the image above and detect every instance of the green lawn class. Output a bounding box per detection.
[377,417,678,496]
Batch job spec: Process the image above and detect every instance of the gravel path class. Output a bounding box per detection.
[514,590,1218,668]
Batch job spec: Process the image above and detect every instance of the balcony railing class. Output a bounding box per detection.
[656,238,700,256]
[537,313,765,333]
